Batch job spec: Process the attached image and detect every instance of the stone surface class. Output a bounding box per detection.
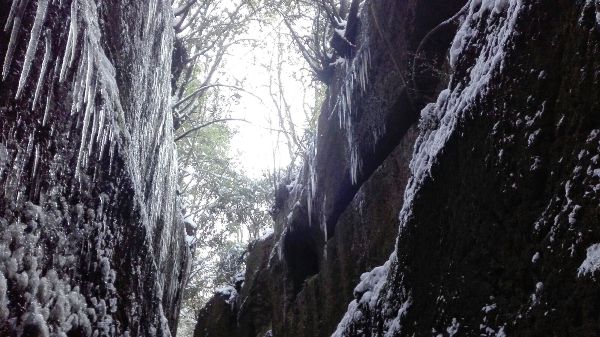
[333,1,600,336]
[196,0,600,336]
[0,0,189,335]
[194,0,462,335]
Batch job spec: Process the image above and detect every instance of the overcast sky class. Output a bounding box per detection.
[217,18,317,178]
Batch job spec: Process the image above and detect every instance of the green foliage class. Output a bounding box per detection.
[176,119,273,333]
[178,123,272,240]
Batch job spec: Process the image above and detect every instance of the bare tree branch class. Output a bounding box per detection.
[175,118,249,142]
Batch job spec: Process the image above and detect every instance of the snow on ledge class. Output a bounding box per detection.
[577,243,600,278]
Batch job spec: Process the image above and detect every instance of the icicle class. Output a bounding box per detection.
[83,40,94,105]
[59,28,73,82]
[31,143,40,179]
[2,0,31,81]
[71,39,89,116]
[43,77,54,126]
[331,41,372,186]
[59,0,79,83]
[86,76,99,158]
[75,68,97,179]
[32,34,51,108]
[16,0,49,99]
[144,0,157,38]
[4,0,20,32]
[89,100,99,156]
[43,54,60,126]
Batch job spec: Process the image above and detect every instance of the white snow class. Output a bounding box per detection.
[568,205,581,225]
[482,303,497,313]
[527,129,541,147]
[257,228,274,242]
[535,281,543,292]
[331,300,360,337]
[447,317,460,336]
[20,307,49,337]
[384,296,412,337]
[0,272,8,320]
[581,0,600,26]
[185,233,195,246]
[354,260,391,307]
[215,286,238,307]
[577,243,600,277]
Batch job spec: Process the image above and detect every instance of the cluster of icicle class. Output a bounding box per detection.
[335,43,372,185]
[298,3,372,242]
[3,0,179,255]
[3,0,124,183]
[332,0,523,335]
[1,0,184,335]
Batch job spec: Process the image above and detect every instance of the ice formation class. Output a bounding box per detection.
[331,41,372,185]
[298,3,373,240]
[0,0,188,335]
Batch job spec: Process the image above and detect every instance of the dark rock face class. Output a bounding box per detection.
[193,291,237,337]
[270,128,418,337]
[0,0,189,336]
[333,1,600,336]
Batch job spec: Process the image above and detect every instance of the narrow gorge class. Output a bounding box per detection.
[1,0,600,336]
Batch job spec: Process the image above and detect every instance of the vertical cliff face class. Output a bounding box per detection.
[0,0,189,336]
[333,0,600,336]
[195,0,600,336]
[194,0,461,336]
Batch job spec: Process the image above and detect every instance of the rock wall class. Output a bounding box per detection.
[333,0,600,336]
[196,0,600,336]
[0,0,189,336]
[195,0,463,336]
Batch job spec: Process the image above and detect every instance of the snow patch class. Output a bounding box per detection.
[447,317,460,336]
[354,259,391,308]
[577,243,600,277]
[216,286,238,308]
[531,252,540,263]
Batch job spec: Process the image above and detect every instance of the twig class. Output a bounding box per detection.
[175,118,250,142]
[411,1,470,91]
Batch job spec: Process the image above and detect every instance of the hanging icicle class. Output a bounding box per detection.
[16,0,49,99]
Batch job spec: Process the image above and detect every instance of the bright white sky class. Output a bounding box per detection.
[215,19,317,178]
